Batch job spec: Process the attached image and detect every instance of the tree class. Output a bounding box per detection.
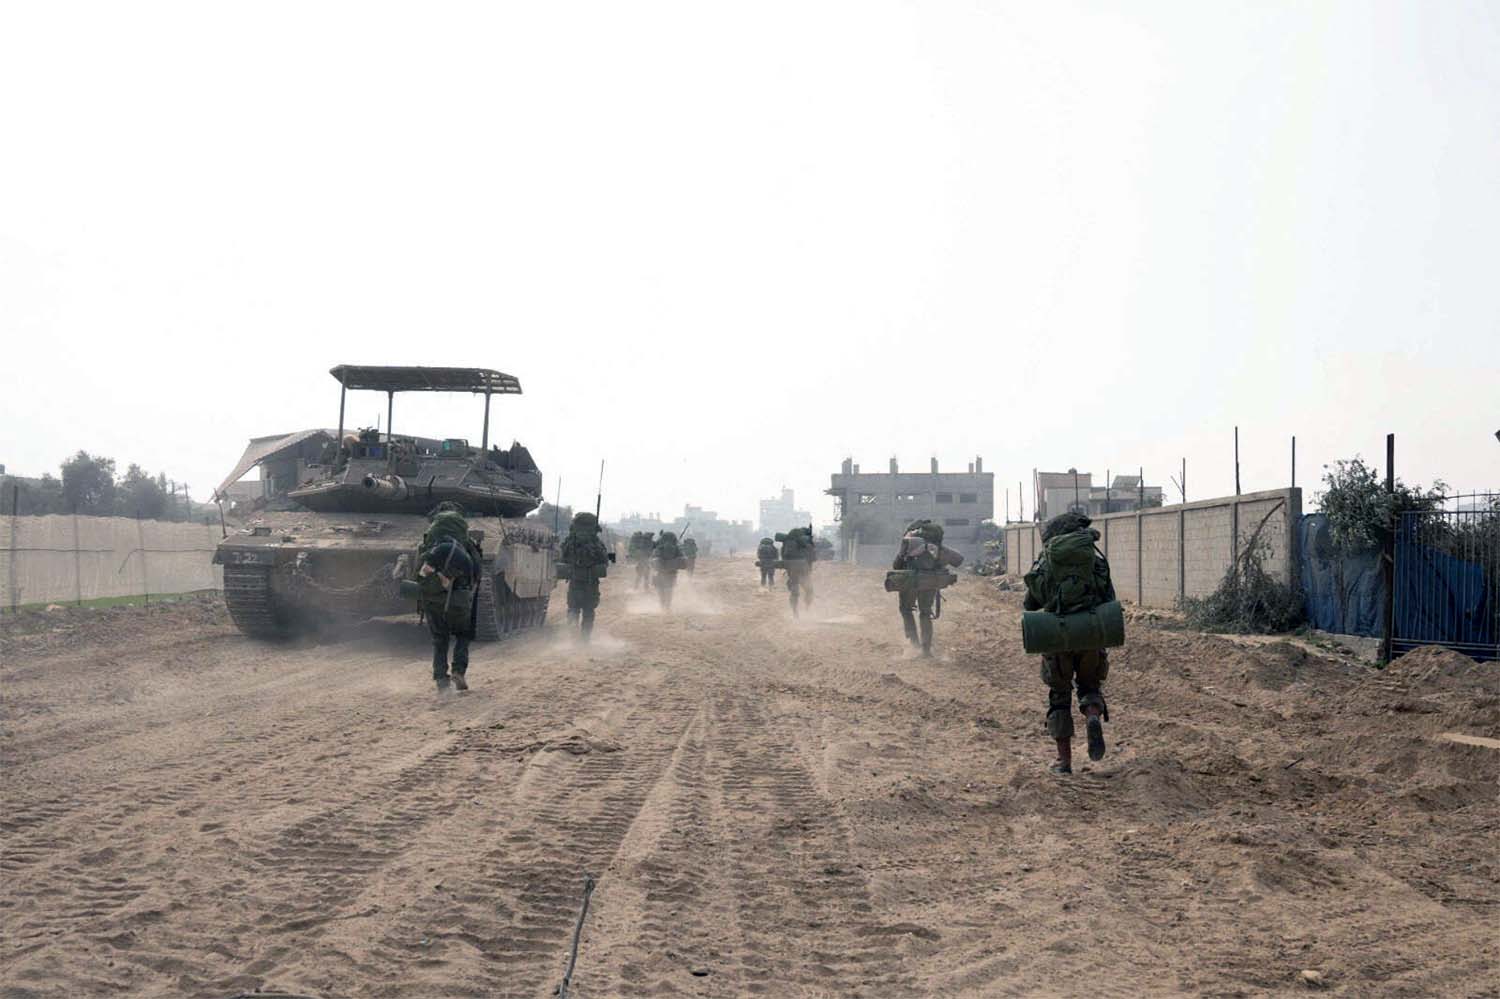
[117,463,168,519]
[60,451,117,515]
[1317,456,1446,556]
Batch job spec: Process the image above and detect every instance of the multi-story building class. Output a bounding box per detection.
[1033,469,1164,521]
[827,456,994,566]
[758,488,812,537]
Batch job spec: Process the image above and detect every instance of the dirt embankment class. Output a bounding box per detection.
[2,559,1495,998]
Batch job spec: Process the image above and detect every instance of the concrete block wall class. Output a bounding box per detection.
[1001,488,1302,609]
[1183,503,1233,596]
[1140,513,1182,605]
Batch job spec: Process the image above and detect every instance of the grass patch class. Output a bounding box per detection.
[13,589,220,612]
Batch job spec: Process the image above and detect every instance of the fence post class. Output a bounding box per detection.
[6,485,18,613]
[137,510,150,606]
[73,506,83,606]
[1178,506,1187,602]
[1231,499,1240,566]
[1381,434,1395,663]
[1137,509,1144,605]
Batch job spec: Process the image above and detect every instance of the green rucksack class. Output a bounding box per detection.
[1025,528,1115,614]
[655,532,682,560]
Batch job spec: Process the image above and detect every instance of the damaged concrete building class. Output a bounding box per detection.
[828,456,993,566]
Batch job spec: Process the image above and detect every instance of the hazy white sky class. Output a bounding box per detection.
[3,0,1496,524]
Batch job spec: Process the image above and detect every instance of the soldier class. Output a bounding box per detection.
[653,530,685,611]
[682,536,699,575]
[560,511,611,641]
[418,503,480,692]
[1023,512,1115,774]
[629,531,653,590]
[756,536,779,588]
[891,519,960,657]
[779,526,816,617]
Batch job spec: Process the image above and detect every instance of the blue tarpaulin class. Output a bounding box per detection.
[1298,514,1384,637]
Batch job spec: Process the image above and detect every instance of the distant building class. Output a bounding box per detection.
[759,488,812,537]
[609,505,757,556]
[1033,469,1163,521]
[827,455,994,566]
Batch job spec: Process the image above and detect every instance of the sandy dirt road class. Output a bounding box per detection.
[2,558,1496,998]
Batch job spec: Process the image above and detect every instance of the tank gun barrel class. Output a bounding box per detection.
[362,474,410,501]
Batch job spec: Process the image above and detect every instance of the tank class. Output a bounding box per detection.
[213,365,557,641]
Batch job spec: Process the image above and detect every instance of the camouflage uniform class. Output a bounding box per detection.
[653,532,683,611]
[892,521,943,655]
[756,538,778,587]
[682,537,699,575]
[779,528,816,616]
[629,532,653,590]
[561,512,610,641]
[421,536,477,690]
[1023,512,1115,772]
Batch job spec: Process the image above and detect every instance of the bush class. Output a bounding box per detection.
[1180,539,1304,634]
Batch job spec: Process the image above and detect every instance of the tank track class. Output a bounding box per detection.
[473,560,550,642]
[223,565,293,640]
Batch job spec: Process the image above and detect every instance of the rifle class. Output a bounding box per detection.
[595,460,605,520]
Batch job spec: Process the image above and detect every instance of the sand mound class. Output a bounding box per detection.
[1386,646,1490,693]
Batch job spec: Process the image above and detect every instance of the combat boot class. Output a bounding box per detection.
[1050,737,1073,775]
[451,672,468,692]
[1085,705,1106,761]
[435,675,452,693]
[918,617,934,658]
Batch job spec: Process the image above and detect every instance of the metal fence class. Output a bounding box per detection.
[1392,494,1500,661]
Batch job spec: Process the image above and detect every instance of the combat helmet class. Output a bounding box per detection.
[1041,511,1092,542]
[905,518,943,543]
[570,511,601,533]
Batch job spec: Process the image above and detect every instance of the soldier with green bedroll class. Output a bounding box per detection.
[1022,512,1122,775]
[778,525,817,617]
[560,511,612,641]
[888,518,962,657]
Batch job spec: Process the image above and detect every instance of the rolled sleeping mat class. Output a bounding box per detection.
[1021,600,1126,655]
[399,578,423,601]
[885,569,958,593]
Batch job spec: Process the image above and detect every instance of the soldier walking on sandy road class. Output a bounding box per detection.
[653,530,686,611]
[1023,512,1116,774]
[418,503,480,693]
[778,526,816,617]
[889,519,962,658]
[756,537,779,588]
[628,531,653,590]
[560,512,612,642]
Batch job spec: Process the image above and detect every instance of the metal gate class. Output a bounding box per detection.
[1392,496,1500,661]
